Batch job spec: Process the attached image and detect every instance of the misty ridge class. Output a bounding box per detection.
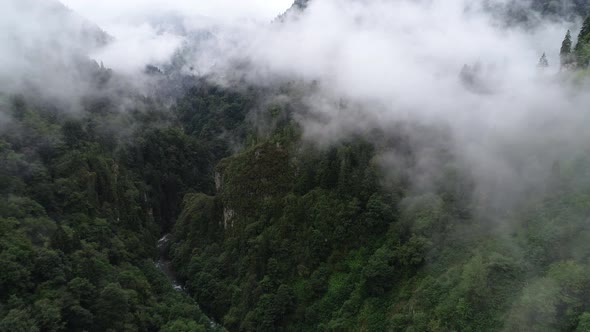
[6,0,588,211]
[6,0,590,331]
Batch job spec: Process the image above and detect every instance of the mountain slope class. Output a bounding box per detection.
[0,0,112,94]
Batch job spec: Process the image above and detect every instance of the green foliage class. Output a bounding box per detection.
[576,16,590,67]
[362,246,397,296]
[0,309,39,332]
[561,30,573,66]
[161,319,206,332]
[164,90,590,331]
[169,126,470,331]
[576,312,590,332]
[95,283,130,330]
[0,92,214,331]
[8,59,590,332]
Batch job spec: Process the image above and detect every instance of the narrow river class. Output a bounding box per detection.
[155,234,183,291]
[155,234,223,331]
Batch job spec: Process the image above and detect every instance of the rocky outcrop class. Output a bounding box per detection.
[214,142,294,231]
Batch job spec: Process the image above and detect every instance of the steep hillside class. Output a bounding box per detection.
[0,0,112,93]
[2,0,112,51]
[0,61,248,330]
[163,92,590,331]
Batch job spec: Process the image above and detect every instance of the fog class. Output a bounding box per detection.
[0,0,105,94]
[61,0,293,23]
[2,0,590,214]
[59,0,293,74]
[177,0,587,214]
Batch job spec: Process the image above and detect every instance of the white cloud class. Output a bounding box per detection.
[90,23,183,74]
[57,0,293,74]
[173,0,584,211]
[2,0,587,211]
[60,0,294,24]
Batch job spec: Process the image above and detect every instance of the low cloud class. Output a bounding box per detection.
[170,0,588,214]
[3,0,590,214]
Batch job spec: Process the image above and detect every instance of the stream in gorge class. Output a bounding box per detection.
[155,234,222,330]
[155,234,183,291]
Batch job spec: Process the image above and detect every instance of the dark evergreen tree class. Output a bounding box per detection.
[576,15,590,66]
[560,30,572,67]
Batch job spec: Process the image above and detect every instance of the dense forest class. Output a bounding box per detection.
[6,0,590,331]
[0,65,230,330]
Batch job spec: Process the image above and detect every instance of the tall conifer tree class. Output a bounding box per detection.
[560,30,572,66]
[575,16,590,66]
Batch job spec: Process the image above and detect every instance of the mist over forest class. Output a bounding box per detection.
[4,0,590,331]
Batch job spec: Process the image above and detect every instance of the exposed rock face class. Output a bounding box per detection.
[214,142,294,231]
[223,207,236,229]
[215,171,223,193]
